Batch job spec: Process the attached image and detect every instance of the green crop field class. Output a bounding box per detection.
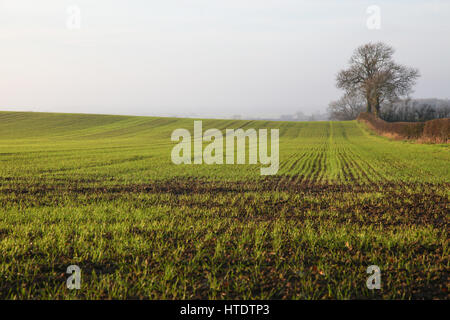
[0,111,448,299]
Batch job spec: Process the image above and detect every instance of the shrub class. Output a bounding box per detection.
[357,112,449,143]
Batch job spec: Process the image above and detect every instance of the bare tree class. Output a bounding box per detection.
[336,42,420,117]
[328,94,365,120]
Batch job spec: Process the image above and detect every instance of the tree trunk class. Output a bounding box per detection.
[373,97,380,118]
[366,95,372,113]
[373,104,380,117]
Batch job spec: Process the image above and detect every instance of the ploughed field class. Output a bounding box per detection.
[0,111,448,299]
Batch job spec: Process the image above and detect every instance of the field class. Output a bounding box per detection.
[0,111,448,299]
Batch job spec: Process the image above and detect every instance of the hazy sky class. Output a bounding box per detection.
[1,0,449,118]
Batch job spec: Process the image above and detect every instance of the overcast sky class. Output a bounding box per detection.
[1,0,449,118]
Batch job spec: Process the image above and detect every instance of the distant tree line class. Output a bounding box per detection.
[233,111,329,122]
[380,98,450,122]
[328,97,450,122]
